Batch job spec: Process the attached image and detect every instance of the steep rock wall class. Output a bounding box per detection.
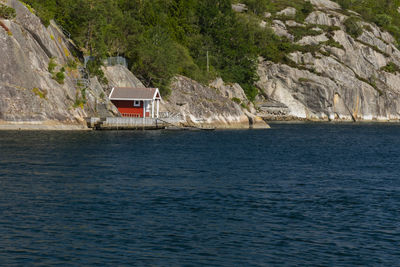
[258,0,400,121]
[0,0,115,129]
[163,76,253,129]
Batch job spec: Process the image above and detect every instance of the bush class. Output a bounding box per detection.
[381,62,400,73]
[73,88,87,109]
[32,87,47,99]
[48,57,57,74]
[67,58,78,69]
[287,26,322,41]
[0,4,16,19]
[374,14,392,27]
[324,38,345,49]
[54,69,65,84]
[86,58,108,85]
[231,97,241,104]
[344,17,363,38]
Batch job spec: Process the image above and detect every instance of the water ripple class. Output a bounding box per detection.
[0,124,400,265]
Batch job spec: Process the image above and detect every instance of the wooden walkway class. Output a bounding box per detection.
[86,117,173,130]
[86,117,215,131]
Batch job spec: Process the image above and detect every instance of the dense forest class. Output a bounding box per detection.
[18,0,400,98]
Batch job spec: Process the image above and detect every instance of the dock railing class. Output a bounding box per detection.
[104,117,159,127]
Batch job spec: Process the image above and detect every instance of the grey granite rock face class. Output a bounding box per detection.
[257,5,400,121]
[277,7,297,17]
[0,0,115,126]
[163,76,252,128]
[103,65,144,91]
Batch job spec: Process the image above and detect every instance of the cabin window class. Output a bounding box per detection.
[134,100,141,107]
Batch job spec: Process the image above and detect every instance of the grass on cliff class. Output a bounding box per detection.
[32,87,47,99]
[21,0,400,101]
[0,3,16,19]
[21,0,315,101]
[381,62,400,73]
[333,0,400,44]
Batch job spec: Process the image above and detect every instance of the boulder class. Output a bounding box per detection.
[277,7,297,17]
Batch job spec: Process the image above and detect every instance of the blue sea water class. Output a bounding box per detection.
[0,123,399,266]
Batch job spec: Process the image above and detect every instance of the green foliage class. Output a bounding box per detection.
[381,62,400,73]
[0,4,16,19]
[21,0,55,27]
[32,87,47,99]
[22,2,35,14]
[73,86,87,109]
[333,0,400,44]
[241,0,269,16]
[54,70,65,84]
[298,77,314,83]
[295,1,314,22]
[344,17,363,38]
[324,38,344,49]
[375,14,392,27]
[86,59,108,85]
[48,57,57,74]
[129,26,198,96]
[67,58,77,69]
[363,24,373,32]
[287,25,321,41]
[231,97,241,104]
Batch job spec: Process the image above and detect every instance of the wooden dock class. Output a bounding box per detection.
[86,117,215,131]
[86,117,177,130]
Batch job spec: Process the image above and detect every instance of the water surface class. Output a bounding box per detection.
[0,124,399,266]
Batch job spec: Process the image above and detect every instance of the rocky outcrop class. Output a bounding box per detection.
[257,0,400,122]
[103,65,144,91]
[99,65,268,129]
[163,76,269,129]
[0,0,115,129]
[309,0,341,10]
[277,7,297,17]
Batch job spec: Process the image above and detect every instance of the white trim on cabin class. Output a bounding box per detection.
[109,87,116,99]
[109,87,162,101]
[152,88,161,100]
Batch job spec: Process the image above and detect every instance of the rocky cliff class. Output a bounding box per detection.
[0,0,268,129]
[255,0,400,121]
[0,0,116,129]
[6,0,400,129]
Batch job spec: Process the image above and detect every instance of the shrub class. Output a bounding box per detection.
[0,4,16,19]
[73,88,87,109]
[86,58,108,85]
[22,2,34,14]
[374,14,392,27]
[324,38,345,49]
[363,25,373,32]
[32,87,47,99]
[298,77,314,83]
[287,26,321,41]
[67,58,78,69]
[54,70,65,84]
[231,97,241,104]
[381,62,400,73]
[344,17,363,38]
[48,57,57,74]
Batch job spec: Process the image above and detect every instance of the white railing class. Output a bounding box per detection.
[104,117,158,127]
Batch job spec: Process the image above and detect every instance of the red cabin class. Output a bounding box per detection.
[109,87,162,118]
